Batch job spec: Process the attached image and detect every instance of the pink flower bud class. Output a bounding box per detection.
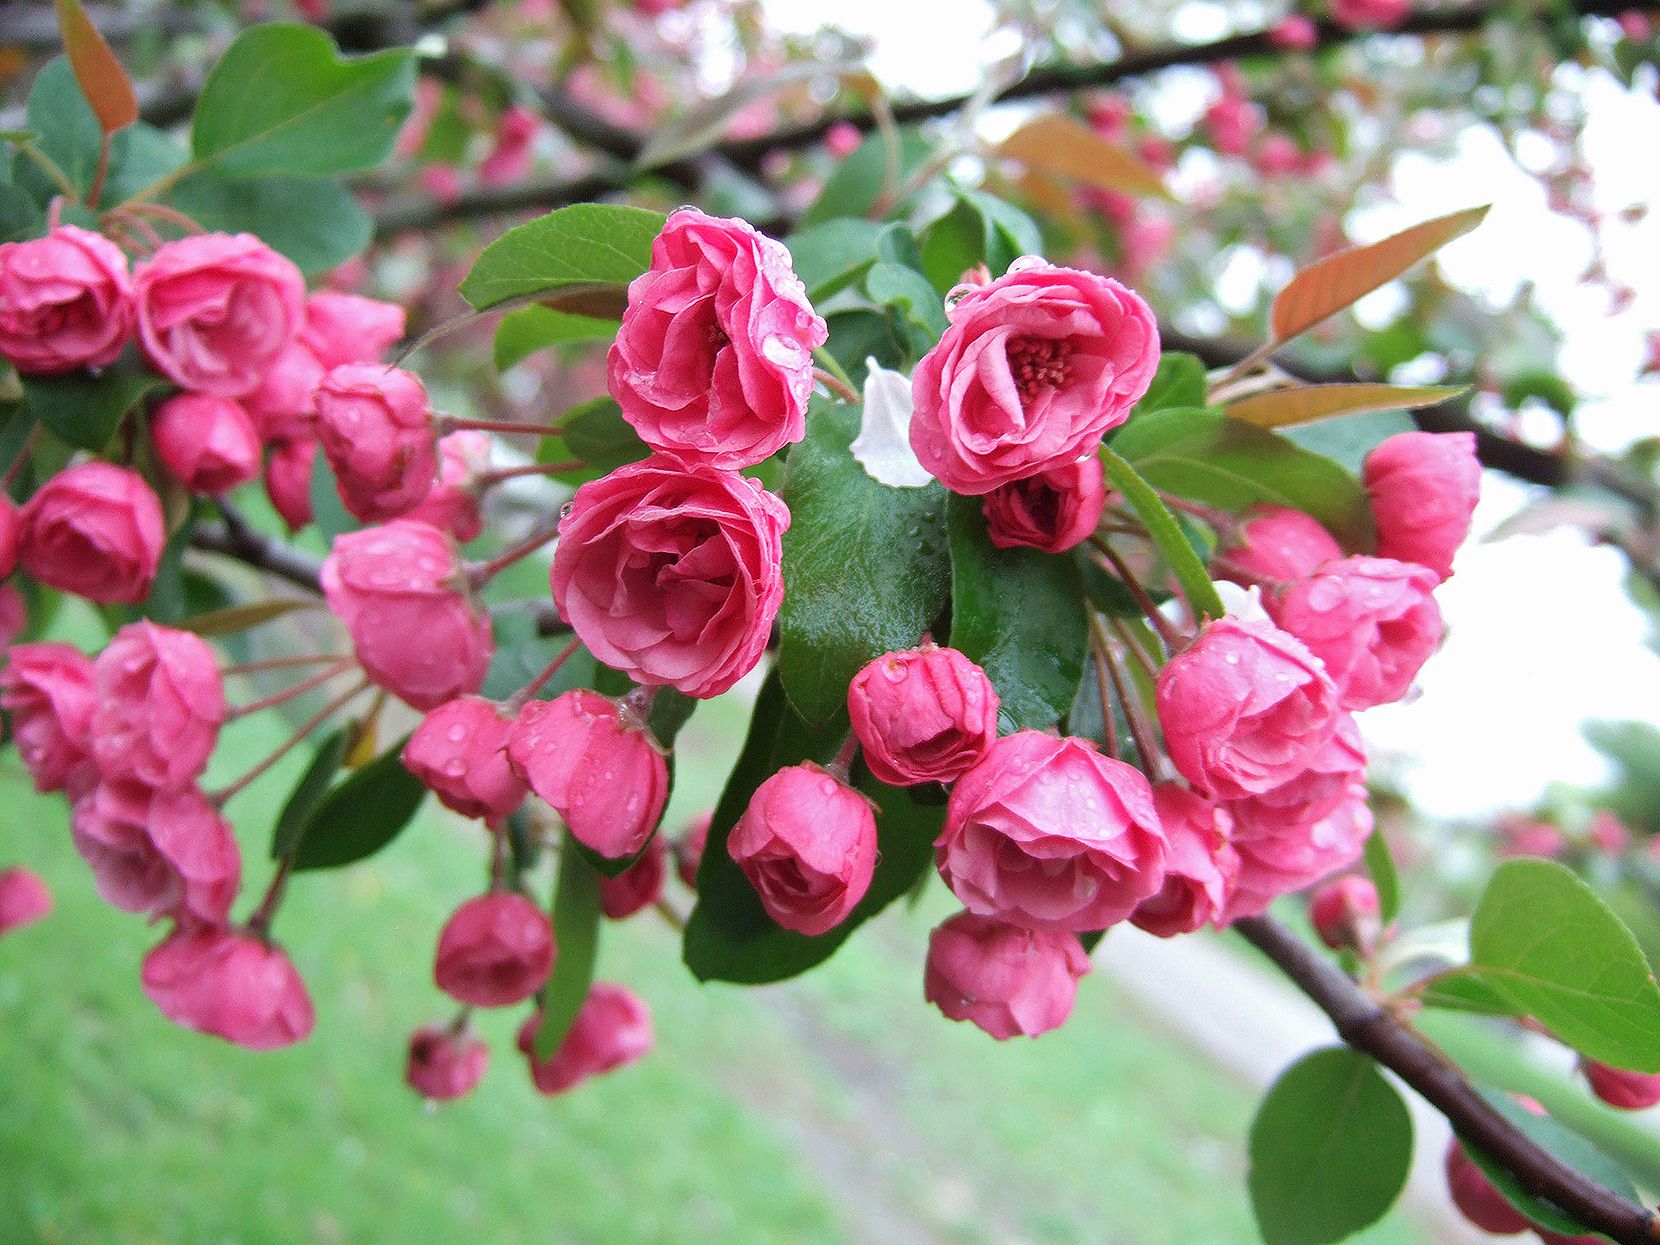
[924,912,1091,1039]
[1087,94,1131,140]
[1444,1140,1532,1234]
[1588,810,1631,855]
[134,233,305,398]
[150,393,263,495]
[516,982,653,1094]
[609,208,827,470]
[405,430,488,542]
[434,892,556,1007]
[321,519,494,710]
[0,641,97,794]
[1268,14,1319,48]
[1222,783,1372,922]
[91,621,226,791]
[315,363,437,523]
[1267,555,1443,711]
[143,926,314,1049]
[18,462,166,604]
[1496,813,1565,860]
[244,341,324,442]
[980,455,1108,554]
[506,690,669,859]
[675,812,711,889]
[1132,785,1238,937]
[479,106,539,186]
[406,1025,489,1101]
[824,120,863,158]
[1218,506,1342,586]
[598,834,668,919]
[1583,1060,1660,1110]
[402,696,526,822]
[0,225,134,375]
[1308,874,1381,952]
[1155,616,1341,801]
[1226,713,1367,841]
[1362,431,1480,581]
[1203,93,1261,156]
[0,866,52,935]
[71,782,240,924]
[847,644,999,786]
[728,763,877,936]
[1329,0,1411,30]
[0,493,17,579]
[264,437,317,532]
[939,731,1167,932]
[1618,10,1653,39]
[299,292,406,371]
[1253,133,1303,178]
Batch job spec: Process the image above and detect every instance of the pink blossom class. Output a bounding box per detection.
[1363,431,1480,581]
[847,644,999,786]
[517,982,653,1094]
[150,393,262,495]
[90,621,226,792]
[70,782,240,924]
[1131,784,1238,937]
[142,926,315,1049]
[0,866,52,936]
[17,462,165,604]
[980,455,1107,553]
[0,225,134,374]
[314,363,437,523]
[402,696,526,822]
[0,641,98,794]
[434,892,556,1007]
[924,912,1091,1039]
[406,1026,489,1101]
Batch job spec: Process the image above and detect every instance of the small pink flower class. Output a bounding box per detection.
[924,912,1091,1039]
[70,782,240,924]
[405,430,488,542]
[609,208,827,470]
[506,690,668,860]
[264,437,317,532]
[847,644,999,787]
[1444,1141,1532,1235]
[0,866,52,936]
[938,731,1167,932]
[150,393,263,495]
[550,457,788,699]
[1131,784,1238,937]
[90,621,225,792]
[299,292,406,371]
[315,363,437,522]
[675,812,710,889]
[1252,133,1303,178]
[0,641,97,794]
[321,519,494,711]
[597,835,668,920]
[1221,783,1372,922]
[17,462,165,604]
[1583,1060,1660,1111]
[910,261,1159,495]
[1618,10,1653,39]
[143,926,315,1049]
[134,233,305,398]
[728,763,877,936]
[402,696,526,822]
[1218,506,1342,586]
[479,106,539,186]
[1363,430,1480,581]
[434,892,556,1007]
[406,1026,490,1101]
[243,341,324,443]
[1328,0,1410,30]
[1308,874,1381,952]
[517,982,653,1094]
[1268,14,1319,48]
[1588,810,1631,855]
[1203,92,1260,157]
[824,120,863,158]
[1495,813,1566,860]
[980,455,1107,554]
[0,225,134,375]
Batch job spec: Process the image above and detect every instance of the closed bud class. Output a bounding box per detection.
[244,342,324,443]
[980,455,1107,554]
[924,912,1091,1039]
[1308,874,1382,954]
[1443,1139,1531,1235]
[315,363,437,523]
[403,696,526,822]
[1217,506,1342,586]
[1583,1059,1660,1111]
[264,437,317,532]
[301,292,406,370]
[1132,785,1237,937]
[847,643,999,786]
[517,982,653,1094]
[142,926,315,1050]
[18,462,166,605]
[675,812,711,889]
[434,893,556,1008]
[0,866,52,936]
[1363,431,1480,582]
[597,835,667,920]
[405,430,489,542]
[406,1025,489,1101]
[150,393,263,496]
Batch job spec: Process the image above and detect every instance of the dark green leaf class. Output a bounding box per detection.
[822,309,908,383]
[493,306,618,371]
[534,832,603,1058]
[1248,1047,1414,1245]
[1364,829,1401,923]
[1099,444,1227,622]
[167,171,371,276]
[778,401,950,725]
[19,59,101,199]
[21,365,159,451]
[291,735,427,871]
[800,129,932,228]
[459,203,666,311]
[532,396,650,486]
[919,198,982,295]
[269,729,348,859]
[1133,351,1209,416]
[864,260,949,350]
[946,494,1086,732]
[1416,969,1515,1015]
[785,217,887,301]
[0,184,41,243]
[102,122,188,206]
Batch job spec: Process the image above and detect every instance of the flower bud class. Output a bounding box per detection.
[71,782,241,925]
[264,437,317,532]
[924,912,1091,1039]
[516,982,653,1094]
[1308,874,1382,953]
[1443,1140,1531,1235]
[150,393,263,495]
[1222,783,1374,923]
[1329,0,1410,30]
[405,430,488,542]
[1588,810,1631,855]
[728,762,878,936]
[244,341,324,443]
[1363,431,1480,582]
[1583,1060,1660,1111]
[300,292,407,370]
[0,224,134,375]
[597,835,667,920]
[0,866,53,936]
[675,812,711,889]
[1131,784,1237,937]
[142,926,315,1049]
[847,644,999,787]
[91,621,226,792]
[434,893,556,1007]
[315,363,437,522]
[1268,14,1318,48]
[980,455,1107,554]
[406,1025,489,1101]
[506,690,668,860]
[402,696,526,822]
[18,462,166,605]
[1218,506,1342,586]
[0,641,98,794]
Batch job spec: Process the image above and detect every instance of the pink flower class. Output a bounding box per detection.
[1203,92,1260,157]
[1225,713,1366,841]
[938,731,1167,931]
[1588,810,1631,855]
[1495,813,1565,860]
[1252,133,1303,178]
[924,912,1091,1039]
[142,926,315,1049]
[517,982,653,1094]
[1363,430,1480,581]
[0,866,52,936]
[1268,555,1442,710]
[1618,10,1653,40]
[405,430,489,542]
[1444,1141,1532,1235]
[910,260,1159,495]
[479,106,539,186]
[150,393,262,495]
[434,892,556,1007]
[1308,874,1381,951]
[264,437,316,532]
[321,519,493,711]
[608,208,826,470]
[1583,1060,1660,1111]
[1131,784,1238,937]
[597,835,667,919]
[70,782,240,924]
[728,763,878,936]
[1268,14,1319,48]
[675,812,711,889]
[1222,783,1372,922]
[90,621,225,792]
[243,342,324,442]
[550,456,788,699]
[0,225,134,374]
[980,455,1107,553]
[299,292,406,371]
[0,641,97,794]
[314,363,437,522]
[402,696,526,822]
[1218,506,1342,586]
[824,120,863,158]
[1328,0,1410,30]
[1155,616,1341,801]
[406,1026,489,1101]
[134,233,305,398]
[0,494,16,579]
[847,644,999,786]
[17,462,165,604]
[506,690,668,859]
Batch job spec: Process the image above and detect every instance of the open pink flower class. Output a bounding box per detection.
[18,462,165,605]
[142,926,315,1049]
[0,642,98,794]
[924,912,1091,1039]
[980,455,1107,553]
[0,225,134,374]
[70,782,240,924]
[91,621,225,792]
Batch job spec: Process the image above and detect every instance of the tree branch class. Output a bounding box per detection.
[1235,914,1660,1245]
[189,518,325,594]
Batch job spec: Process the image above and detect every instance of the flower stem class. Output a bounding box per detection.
[467,523,561,588]
[211,678,371,807]
[506,637,582,710]
[1089,537,1185,652]
[437,416,572,437]
[1089,610,1162,777]
[476,461,584,487]
[223,653,351,676]
[227,660,355,720]
[813,366,860,404]
[1087,621,1122,759]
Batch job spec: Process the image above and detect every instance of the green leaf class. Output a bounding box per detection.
[176,597,316,638]
[1099,445,1227,622]
[1364,829,1400,924]
[534,832,603,1058]
[800,129,933,228]
[493,306,618,371]
[191,24,416,178]
[166,171,371,276]
[785,217,887,301]
[307,443,359,543]
[1133,351,1209,416]
[778,401,950,726]
[269,729,348,860]
[918,191,1044,292]
[946,494,1086,732]
[102,122,188,206]
[1416,969,1515,1015]
[1248,1047,1414,1245]
[21,365,160,451]
[864,260,949,348]
[1110,408,1375,551]
[20,59,101,199]
[1283,410,1415,475]
[535,396,649,484]
[290,735,427,871]
[459,203,666,311]
[1468,857,1660,1071]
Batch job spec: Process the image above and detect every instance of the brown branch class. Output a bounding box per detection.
[189,519,325,594]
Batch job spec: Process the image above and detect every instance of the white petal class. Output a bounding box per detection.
[850,358,934,489]
[1216,580,1272,623]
